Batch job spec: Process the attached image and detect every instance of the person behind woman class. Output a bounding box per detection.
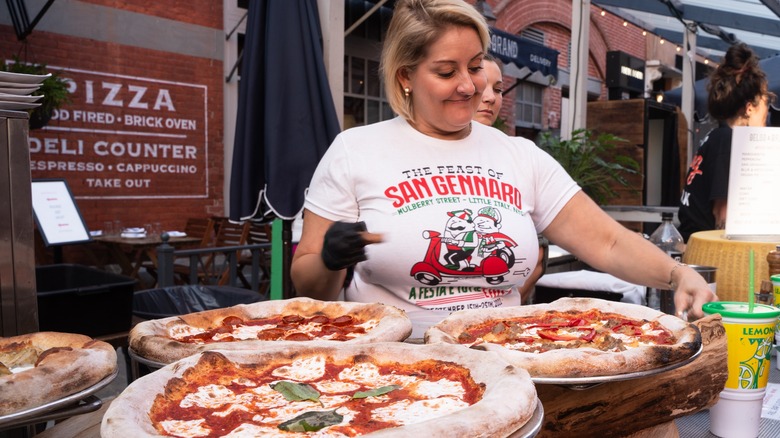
[474,54,503,127]
[678,43,771,241]
[472,53,541,303]
[291,0,716,336]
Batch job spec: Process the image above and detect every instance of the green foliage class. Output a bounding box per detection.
[1,56,71,127]
[537,128,640,205]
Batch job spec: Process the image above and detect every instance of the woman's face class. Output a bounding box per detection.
[474,60,503,126]
[399,26,486,140]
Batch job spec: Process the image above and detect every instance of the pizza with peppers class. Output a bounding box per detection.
[101,343,538,437]
[425,297,702,378]
[129,298,413,364]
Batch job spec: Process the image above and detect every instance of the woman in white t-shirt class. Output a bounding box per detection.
[291,0,716,336]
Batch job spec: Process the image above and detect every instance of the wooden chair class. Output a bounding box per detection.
[200,218,250,285]
[224,221,273,292]
[183,217,217,247]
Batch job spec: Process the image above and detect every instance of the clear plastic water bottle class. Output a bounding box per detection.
[646,212,686,312]
[649,212,686,261]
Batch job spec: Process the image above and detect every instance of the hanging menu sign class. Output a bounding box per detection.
[27,65,209,200]
[725,126,780,240]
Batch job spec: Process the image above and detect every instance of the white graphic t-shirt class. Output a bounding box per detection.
[305,117,580,335]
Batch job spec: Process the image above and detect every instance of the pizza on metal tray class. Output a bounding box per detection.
[425,297,702,378]
[0,331,117,416]
[130,298,413,364]
[101,342,537,437]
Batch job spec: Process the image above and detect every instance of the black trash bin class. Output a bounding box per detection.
[133,285,266,320]
[36,264,137,337]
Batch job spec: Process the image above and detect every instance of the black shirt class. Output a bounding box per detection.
[677,125,732,242]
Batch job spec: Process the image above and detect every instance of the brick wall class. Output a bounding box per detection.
[0,1,224,241]
[492,0,649,132]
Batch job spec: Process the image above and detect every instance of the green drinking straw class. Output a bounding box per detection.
[749,249,755,312]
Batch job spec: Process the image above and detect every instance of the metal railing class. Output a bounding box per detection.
[155,235,271,291]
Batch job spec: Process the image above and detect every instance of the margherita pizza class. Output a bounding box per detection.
[102,343,536,437]
[130,298,413,364]
[0,332,117,415]
[425,298,702,378]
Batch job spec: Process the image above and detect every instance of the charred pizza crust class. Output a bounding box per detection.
[425,297,702,378]
[102,342,536,437]
[0,332,117,416]
[130,297,413,364]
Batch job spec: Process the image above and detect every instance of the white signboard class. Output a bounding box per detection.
[725,127,780,240]
[31,179,91,245]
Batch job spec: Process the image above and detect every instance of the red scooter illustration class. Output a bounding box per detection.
[410,230,515,286]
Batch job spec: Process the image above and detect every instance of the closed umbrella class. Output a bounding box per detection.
[229,0,341,299]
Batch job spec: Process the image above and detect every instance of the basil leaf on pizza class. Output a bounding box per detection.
[425,297,702,379]
[277,409,343,432]
[270,380,322,404]
[352,384,400,399]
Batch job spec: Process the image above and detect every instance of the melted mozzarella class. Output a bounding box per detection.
[371,397,469,425]
[411,379,465,399]
[168,324,205,340]
[212,324,276,341]
[159,419,211,437]
[180,384,254,409]
[180,384,235,409]
[272,356,326,381]
[223,423,296,438]
[320,395,352,408]
[313,379,361,393]
[212,404,251,418]
[250,384,289,410]
[8,364,34,374]
[338,363,381,385]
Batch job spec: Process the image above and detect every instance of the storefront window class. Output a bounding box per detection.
[344,55,391,128]
[515,82,543,128]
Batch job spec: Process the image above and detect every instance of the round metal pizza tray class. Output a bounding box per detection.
[0,368,118,429]
[507,397,544,438]
[128,347,166,369]
[531,344,703,390]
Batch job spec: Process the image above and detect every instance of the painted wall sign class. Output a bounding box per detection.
[28,66,209,200]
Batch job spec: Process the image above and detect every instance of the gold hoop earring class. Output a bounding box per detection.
[404,87,411,97]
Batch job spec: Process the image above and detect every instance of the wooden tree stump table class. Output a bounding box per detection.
[535,314,727,437]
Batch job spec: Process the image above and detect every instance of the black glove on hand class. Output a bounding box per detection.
[321,221,369,271]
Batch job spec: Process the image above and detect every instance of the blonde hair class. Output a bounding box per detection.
[380,0,490,122]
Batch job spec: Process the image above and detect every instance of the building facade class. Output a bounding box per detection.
[0,0,700,238]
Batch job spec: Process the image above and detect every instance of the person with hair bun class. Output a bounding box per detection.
[678,43,773,241]
[292,0,716,336]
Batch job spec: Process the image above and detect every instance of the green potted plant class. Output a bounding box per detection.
[1,56,70,129]
[537,128,640,205]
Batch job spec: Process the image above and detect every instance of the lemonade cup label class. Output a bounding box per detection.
[723,321,775,390]
[702,302,780,391]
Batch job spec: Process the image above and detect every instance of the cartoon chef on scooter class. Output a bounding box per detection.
[441,209,478,272]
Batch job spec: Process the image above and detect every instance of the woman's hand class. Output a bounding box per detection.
[672,265,718,320]
[321,221,384,271]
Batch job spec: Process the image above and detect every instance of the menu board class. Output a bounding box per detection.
[31,179,91,246]
[725,127,780,240]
